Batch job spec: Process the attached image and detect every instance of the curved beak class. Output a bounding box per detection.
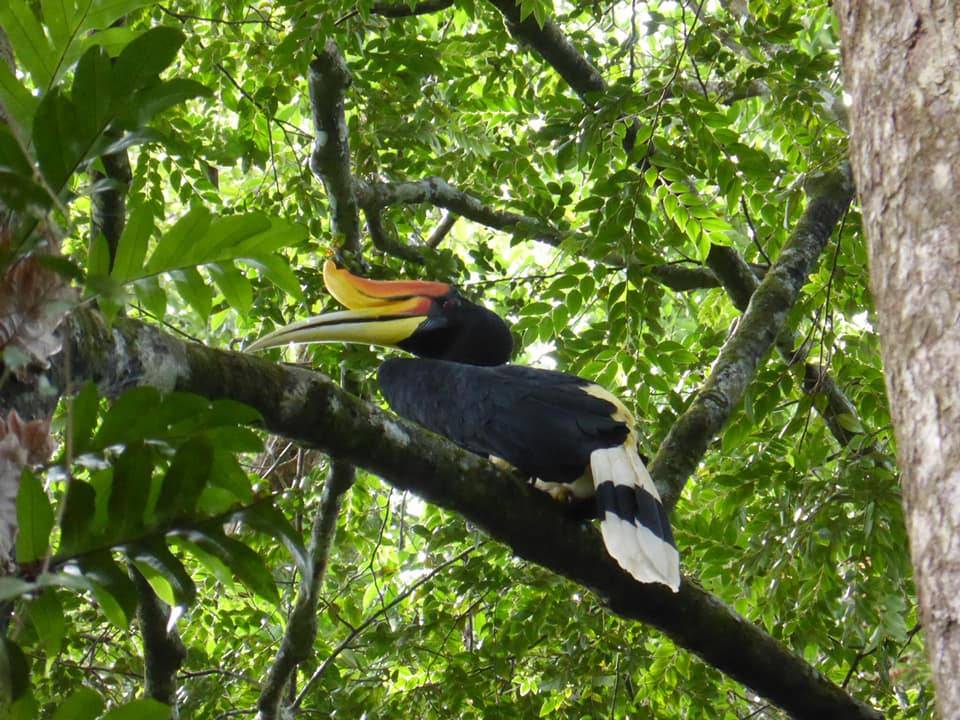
[245,260,451,352]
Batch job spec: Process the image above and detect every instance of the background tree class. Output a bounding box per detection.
[836,3,960,718]
[0,1,935,719]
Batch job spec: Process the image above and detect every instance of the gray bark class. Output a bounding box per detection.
[835,3,960,717]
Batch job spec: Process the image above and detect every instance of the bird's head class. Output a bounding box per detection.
[246,261,513,366]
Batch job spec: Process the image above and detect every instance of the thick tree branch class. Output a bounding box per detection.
[486,0,606,100]
[308,43,362,256]
[2,311,878,719]
[355,176,566,244]
[91,143,132,271]
[652,168,855,509]
[356,175,733,291]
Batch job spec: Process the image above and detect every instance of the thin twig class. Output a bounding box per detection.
[293,541,487,709]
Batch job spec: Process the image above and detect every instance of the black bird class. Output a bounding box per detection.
[248,261,680,590]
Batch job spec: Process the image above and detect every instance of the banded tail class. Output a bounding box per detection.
[591,443,680,591]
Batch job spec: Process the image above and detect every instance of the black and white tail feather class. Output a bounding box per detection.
[591,443,680,591]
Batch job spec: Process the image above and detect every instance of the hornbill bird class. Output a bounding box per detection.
[248,261,680,591]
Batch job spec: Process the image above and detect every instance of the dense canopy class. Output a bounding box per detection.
[0,1,933,719]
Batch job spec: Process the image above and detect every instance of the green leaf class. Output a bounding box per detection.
[145,207,212,276]
[128,78,210,126]
[203,426,262,454]
[243,254,303,299]
[133,275,167,318]
[129,539,196,606]
[111,204,155,284]
[77,551,137,628]
[51,686,103,720]
[0,637,30,703]
[27,589,65,667]
[236,503,309,578]
[208,262,252,315]
[108,441,154,539]
[85,0,155,32]
[195,213,272,261]
[0,170,49,211]
[206,450,253,502]
[112,26,186,97]
[0,1,56,88]
[155,436,214,522]
[101,698,171,720]
[71,44,113,146]
[68,381,100,456]
[32,90,79,192]
[574,196,604,212]
[229,218,307,257]
[835,413,864,434]
[88,234,111,278]
[0,578,34,602]
[58,479,97,556]
[0,59,39,131]
[171,267,213,321]
[0,126,48,209]
[16,469,53,563]
[94,387,162,448]
[204,399,263,427]
[0,123,35,176]
[176,526,277,603]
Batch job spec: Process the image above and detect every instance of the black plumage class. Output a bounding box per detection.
[379,359,627,483]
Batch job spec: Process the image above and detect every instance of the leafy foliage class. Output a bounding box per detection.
[0,0,931,718]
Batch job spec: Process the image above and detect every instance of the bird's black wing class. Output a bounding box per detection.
[378,359,628,484]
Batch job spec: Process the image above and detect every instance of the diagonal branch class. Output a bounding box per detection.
[652,168,855,509]
[364,204,427,263]
[355,176,567,244]
[705,242,888,459]
[426,211,457,248]
[1,310,878,719]
[486,0,606,100]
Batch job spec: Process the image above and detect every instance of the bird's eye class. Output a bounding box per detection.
[442,297,461,311]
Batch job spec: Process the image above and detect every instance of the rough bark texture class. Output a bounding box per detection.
[2,311,880,719]
[308,43,362,256]
[256,458,354,720]
[836,3,960,717]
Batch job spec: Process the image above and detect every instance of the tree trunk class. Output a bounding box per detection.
[835,3,960,717]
